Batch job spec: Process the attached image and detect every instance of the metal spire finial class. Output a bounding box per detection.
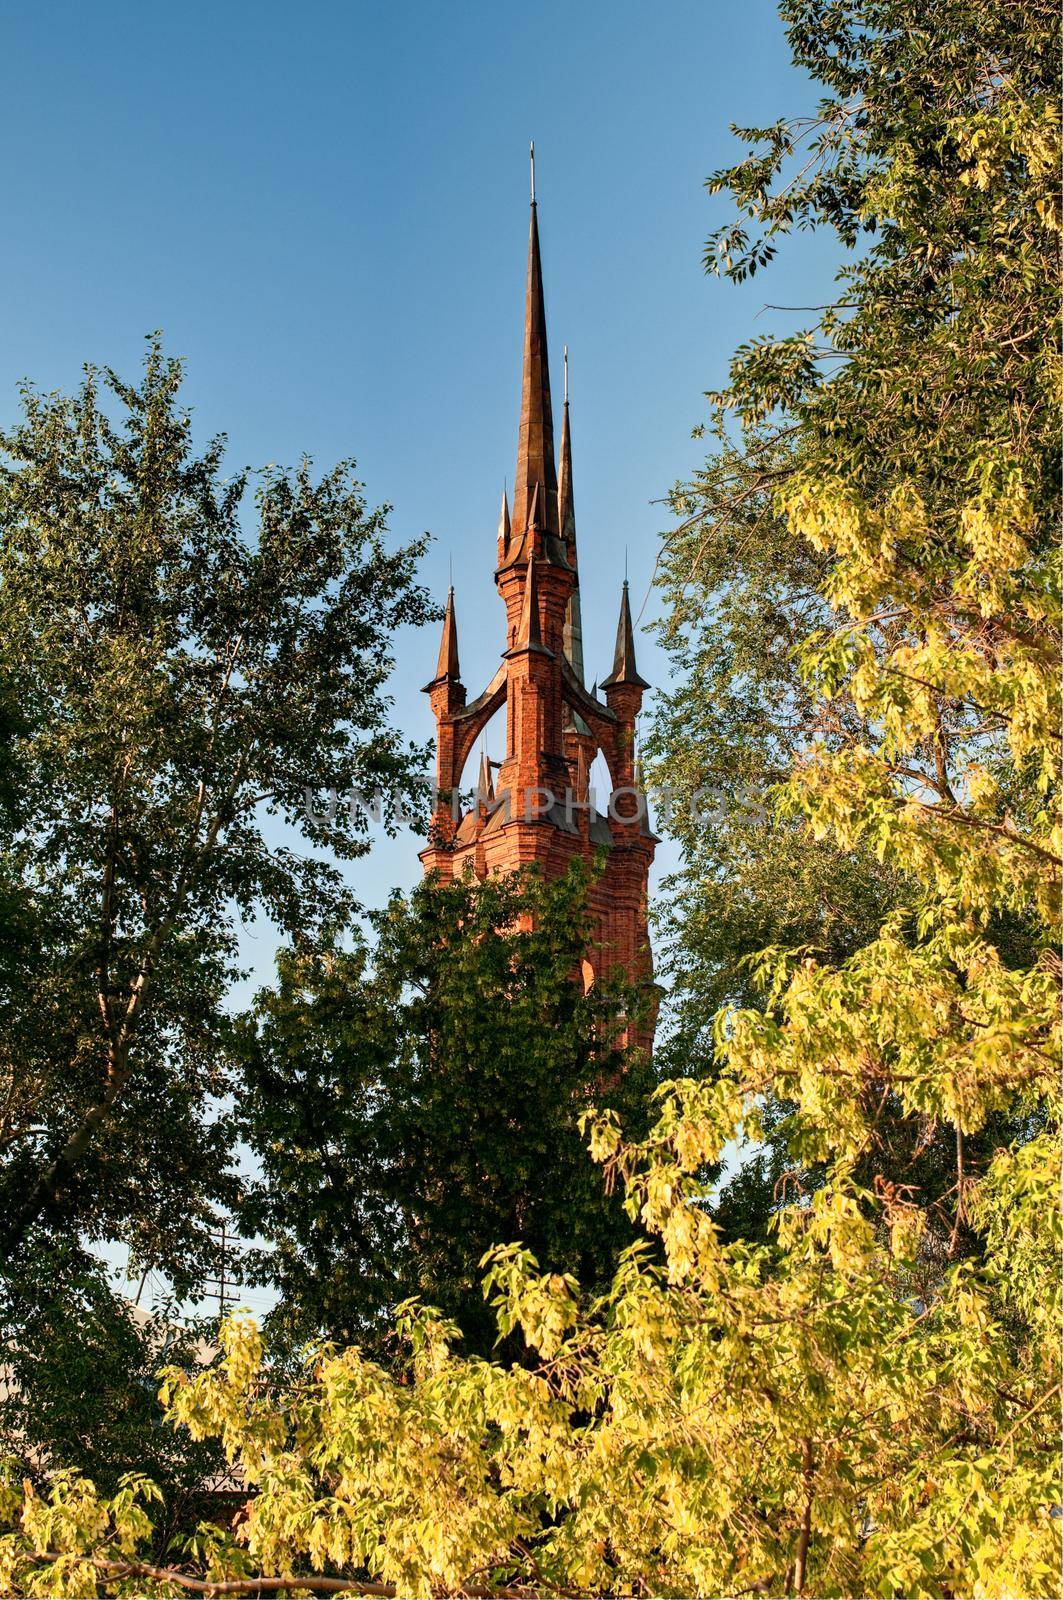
[563,344,569,405]
[530,141,536,204]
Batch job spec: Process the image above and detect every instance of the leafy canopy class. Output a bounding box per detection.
[0,336,434,1282]
[239,863,655,1360]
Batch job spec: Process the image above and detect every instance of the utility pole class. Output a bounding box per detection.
[203,1216,243,1318]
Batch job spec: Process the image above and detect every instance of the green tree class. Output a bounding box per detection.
[0,669,34,998]
[649,0,1058,1249]
[648,426,904,1045]
[239,864,654,1359]
[0,1245,225,1556]
[0,337,434,1283]
[0,337,435,1506]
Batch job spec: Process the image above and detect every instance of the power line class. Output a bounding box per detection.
[202,1216,245,1319]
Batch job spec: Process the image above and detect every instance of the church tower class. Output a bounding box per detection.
[420,157,656,1045]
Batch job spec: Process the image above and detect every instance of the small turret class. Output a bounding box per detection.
[423,586,461,689]
[601,580,650,691]
[527,480,542,539]
[563,589,586,685]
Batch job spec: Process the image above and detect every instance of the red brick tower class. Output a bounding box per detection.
[419,171,656,1044]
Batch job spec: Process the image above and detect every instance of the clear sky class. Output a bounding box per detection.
[1,0,836,971]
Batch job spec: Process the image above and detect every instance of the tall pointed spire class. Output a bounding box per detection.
[511,170,560,545]
[433,586,461,683]
[505,551,552,657]
[601,580,650,689]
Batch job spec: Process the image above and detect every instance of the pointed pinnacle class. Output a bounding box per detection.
[633,736,646,791]
[563,586,585,684]
[497,486,511,562]
[477,748,494,804]
[521,551,542,648]
[557,389,576,557]
[576,741,589,803]
[505,551,552,658]
[434,586,461,682]
[601,580,650,691]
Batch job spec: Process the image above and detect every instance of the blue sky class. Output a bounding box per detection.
[1,0,836,969]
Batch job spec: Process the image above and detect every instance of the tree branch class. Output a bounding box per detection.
[30,1552,615,1600]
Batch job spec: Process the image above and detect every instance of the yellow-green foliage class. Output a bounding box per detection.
[0,1471,162,1598]
[3,596,1058,1597]
[5,554,1057,1593]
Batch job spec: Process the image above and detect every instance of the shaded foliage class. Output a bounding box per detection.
[239,864,655,1360]
[0,1247,224,1557]
[0,336,434,1280]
